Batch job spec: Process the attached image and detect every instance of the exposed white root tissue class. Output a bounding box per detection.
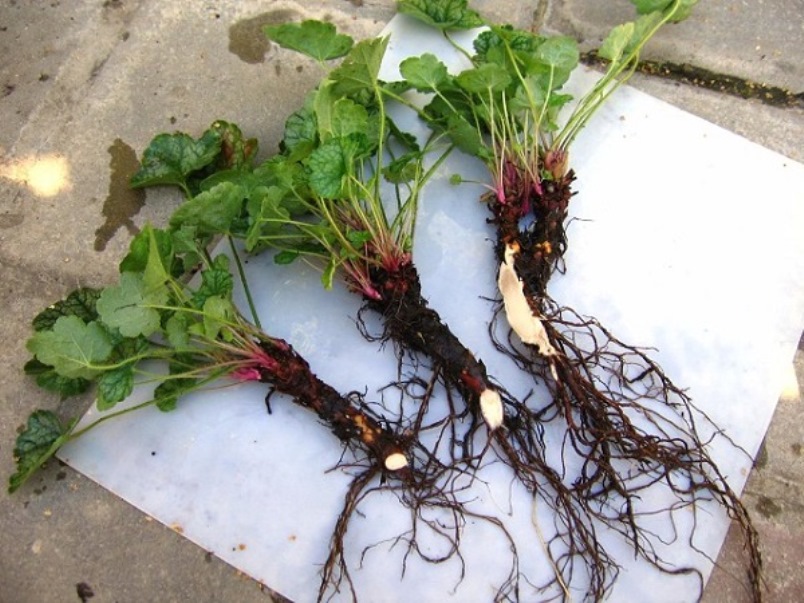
[480,388,504,430]
[498,244,558,360]
[384,452,409,471]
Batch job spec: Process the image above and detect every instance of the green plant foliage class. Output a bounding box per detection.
[264,20,354,62]
[130,130,222,195]
[9,411,74,493]
[397,0,483,31]
[27,316,113,380]
[31,288,101,332]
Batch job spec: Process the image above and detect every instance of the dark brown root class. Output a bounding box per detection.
[256,338,410,468]
[489,297,763,602]
[486,159,762,601]
[358,267,623,600]
[366,262,498,412]
[314,373,522,602]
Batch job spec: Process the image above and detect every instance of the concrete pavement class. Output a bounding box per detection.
[1,1,802,601]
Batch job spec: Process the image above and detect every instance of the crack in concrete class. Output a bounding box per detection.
[582,50,803,110]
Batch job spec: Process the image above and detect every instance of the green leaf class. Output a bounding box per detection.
[330,37,389,98]
[399,53,450,92]
[536,36,579,72]
[321,257,338,290]
[119,226,175,275]
[9,410,74,493]
[510,75,548,115]
[96,364,134,411]
[23,358,92,398]
[330,98,371,139]
[314,85,372,142]
[165,313,192,350]
[27,316,114,380]
[383,152,420,184]
[130,129,222,192]
[154,377,197,412]
[265,20,354,62]
[456,63,512,93]
[346,230,372,247]
[201,296,234,340]
[142,225,173,295]
[96,272,164,339]
[31,288,101,332]
[192,255,234,309]
[629,0,673,13]
[281,95,318,160]
[245,186,292,251]
[398,0,484,30]
[598,22,635,63]
[210,120,258,171]
[666,0,697,22]
[274,250,301,265]
[169,182,246,236]
[307,138,348,198]
[474,26,542,61]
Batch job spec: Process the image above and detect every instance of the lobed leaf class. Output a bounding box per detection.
[9,410,74,493]
[119,226,175,276]
[456,63,512,93]
[27,316,114,380]
[96,272,164,339]
[599,22,635,63]
[200,295,235,341]
[307,138,348,198]
[169,182,246,236]
[630,0,673,13]
[31,288,101,332]
[474,26,542,61]
[96,364,135,411]
[281,95,318,160]
[191,255,234,309]
[397,0,483,31]
[399,53,450,92]
[329,37,389,98]
[245,187,293,251]
[23,358,92,398]
[130,130,222,192]
[154,378,197,412]
[264,20,354,62]
[536,36,579,72]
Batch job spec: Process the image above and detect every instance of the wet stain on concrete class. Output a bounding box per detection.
[228,10,298,64]
[792,443,802,456]
[756,495,782,519]
[754,439,769,469]
[94,138,146,251]
[0,212,24,228]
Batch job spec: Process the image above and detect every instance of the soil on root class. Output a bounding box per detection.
[359,262,624,600]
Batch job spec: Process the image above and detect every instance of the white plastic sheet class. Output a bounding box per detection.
[60,14,804,602]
